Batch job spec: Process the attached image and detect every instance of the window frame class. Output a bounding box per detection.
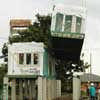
[18,53,24,65]
[64,15,72,33]
[76,16,82,33]
[33,53,39,65]
[55,13,64,32]
[18,52,40,66]
[26,53,32,65]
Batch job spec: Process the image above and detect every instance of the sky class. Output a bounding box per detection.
[0,0,100,75]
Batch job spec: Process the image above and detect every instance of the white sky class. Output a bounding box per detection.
[0,0,100,75]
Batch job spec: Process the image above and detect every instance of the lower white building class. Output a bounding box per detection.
[8,42,55,77]
[3,42,61,100]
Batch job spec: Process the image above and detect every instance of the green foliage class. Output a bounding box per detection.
[2,14,51,62]
[55,60,85,79]
[55,60,89,93]
[9,14,51,46]
[2,43,8,62]
[0,64,7,87]
[0,64,7,95]
[2,43,8,56]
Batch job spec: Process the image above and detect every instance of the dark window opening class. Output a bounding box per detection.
[19,53,24,64]
[26,53,31,64]
[34,53,38,65]
[55,13,63,32]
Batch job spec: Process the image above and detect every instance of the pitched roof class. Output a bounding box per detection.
[80,73,100,82]
[10,19,31,27]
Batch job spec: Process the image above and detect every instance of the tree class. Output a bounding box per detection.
[55,59,89,93]
[2,43,8,62]
[2,43,8,56]
[0,64,7,94]
[2,14,51,62]
[9,14,51,46]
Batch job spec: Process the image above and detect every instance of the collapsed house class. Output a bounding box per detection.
[3,42,61,100]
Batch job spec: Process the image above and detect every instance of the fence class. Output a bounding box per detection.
[38,77,61,100]
[3,76,61,100]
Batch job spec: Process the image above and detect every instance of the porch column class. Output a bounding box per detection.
[42,77,46,100]
[24,79,28,99]
[31,80,36,100]
[73,76,81,100]
[29,80,32,100]
[38,77,43,100]
[11,79,16,100]
[19,79,23,100]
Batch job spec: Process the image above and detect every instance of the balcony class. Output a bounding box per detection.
[51,31,85,39]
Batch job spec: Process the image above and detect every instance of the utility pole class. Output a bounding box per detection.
[90,52,92,82]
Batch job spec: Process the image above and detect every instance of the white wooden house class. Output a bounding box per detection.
[8,42,44,76]
[8,42,56,78]
[3,42,61,100]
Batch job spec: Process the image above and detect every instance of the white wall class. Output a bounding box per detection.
[8,42,44,76]
[73,77,81,100]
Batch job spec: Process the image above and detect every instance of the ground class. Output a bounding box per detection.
[53,96,72,100]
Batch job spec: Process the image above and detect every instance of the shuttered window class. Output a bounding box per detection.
[55,13,63,32]
[64,15,72,33]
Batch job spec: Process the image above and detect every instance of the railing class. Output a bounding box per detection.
[51,31,85,39]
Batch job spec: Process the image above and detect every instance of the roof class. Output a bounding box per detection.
[80,73,100,82]
[10,19,31,27]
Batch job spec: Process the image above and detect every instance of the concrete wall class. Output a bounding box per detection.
[73,77,81,100]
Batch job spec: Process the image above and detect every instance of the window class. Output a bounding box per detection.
[19,53,24,64]
[34,53,38,65]
[76,17,82,33]
[64,15,72,32]
[55,13,63,32]
[51,15,56,31]
[26,53,31,64]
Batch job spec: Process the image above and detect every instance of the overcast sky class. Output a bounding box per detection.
[0,0,100,75]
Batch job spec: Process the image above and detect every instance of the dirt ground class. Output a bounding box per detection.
[53,96,72,100]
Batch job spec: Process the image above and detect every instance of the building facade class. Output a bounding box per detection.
[8,42,56,77]
[3,42,60,100]
[10,19,31,35]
